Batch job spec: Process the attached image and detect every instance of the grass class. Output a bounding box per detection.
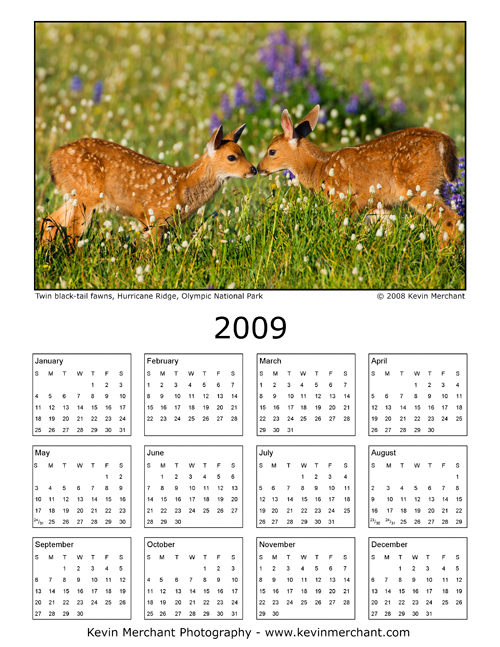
[35,22,465,290]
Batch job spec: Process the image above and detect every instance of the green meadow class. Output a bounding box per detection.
[35,22,465,289]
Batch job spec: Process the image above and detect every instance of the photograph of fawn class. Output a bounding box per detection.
[35,23,465,290]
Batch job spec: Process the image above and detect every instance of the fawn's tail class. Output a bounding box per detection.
[440,136,458,183]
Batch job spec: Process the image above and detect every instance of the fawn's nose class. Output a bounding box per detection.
[250,165,257,175]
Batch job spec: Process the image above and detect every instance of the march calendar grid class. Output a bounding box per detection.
[30,350,470,621]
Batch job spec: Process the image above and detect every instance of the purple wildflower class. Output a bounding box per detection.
[269,29,289,46]
[93,80,103,104]
[209,112,220,133]
[390,97,406,113]
[307,85,320,105]
[220,93,232,119]
[283,170,295,180]
[273,69,287,94]
[442,157,465,218]
[314,58,325,80]
[361,80,374,103]
[234,82,250,108]
[253,80,267,104]
[345,94,360,115]
[71,75,83,92]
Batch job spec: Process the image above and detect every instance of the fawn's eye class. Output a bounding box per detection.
[268,149,276,156]
[227,155,237,162]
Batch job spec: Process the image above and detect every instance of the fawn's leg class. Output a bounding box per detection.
[41,200,77,244]
[409,197,461,245]
[41,197,99,246]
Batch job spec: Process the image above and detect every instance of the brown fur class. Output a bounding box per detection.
[257,105,461,244]
[42,125,256,247]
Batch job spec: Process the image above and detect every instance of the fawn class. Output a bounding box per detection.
[257,105,462,244]
[41,124,257,246]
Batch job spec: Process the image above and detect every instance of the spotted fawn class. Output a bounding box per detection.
[42,123,257,246]
[257,105,462,244]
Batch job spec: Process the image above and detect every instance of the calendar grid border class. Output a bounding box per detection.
[255,536,356,620]
[144,536,244,620]
[367,444,468,529]
[256,353,357,437]
[32,536,132,620]
[143,353,244,437]
[32,352,132,437]
[256,445,356,529]
[144,444,244,528]
[367,536,468,620]
[32,444,133,529]
[367,353,468,437]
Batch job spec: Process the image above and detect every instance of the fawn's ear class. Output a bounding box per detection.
[207,125,224,156]
[295,105,320,138]
[225,123,246,143]
[281,109,296,141]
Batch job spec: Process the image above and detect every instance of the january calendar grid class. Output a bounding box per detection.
[30,351,471,621]
[32,353,131,436]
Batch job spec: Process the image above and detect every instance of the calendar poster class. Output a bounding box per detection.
[2,13,498,647]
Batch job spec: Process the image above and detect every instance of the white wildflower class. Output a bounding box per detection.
[407,189,413,197]
[458,222,464,233]
[376,228,383,237]
[377,201,383,210]
[328,168,334,177]
[352,267,359,275]
[369,185,376,194]
[343,217,349,226]
[434,188,440,195]
[421,190,427,197]
[419,232,426,241]
[377,183,382,190]
[356,243,363,251]
[71,189,77,196]
[182,240,189,248]
[416,185,421,192]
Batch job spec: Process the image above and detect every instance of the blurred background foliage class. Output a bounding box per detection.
[36,22,465,174]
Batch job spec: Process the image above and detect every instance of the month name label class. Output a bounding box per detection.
[33,354,131,436]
